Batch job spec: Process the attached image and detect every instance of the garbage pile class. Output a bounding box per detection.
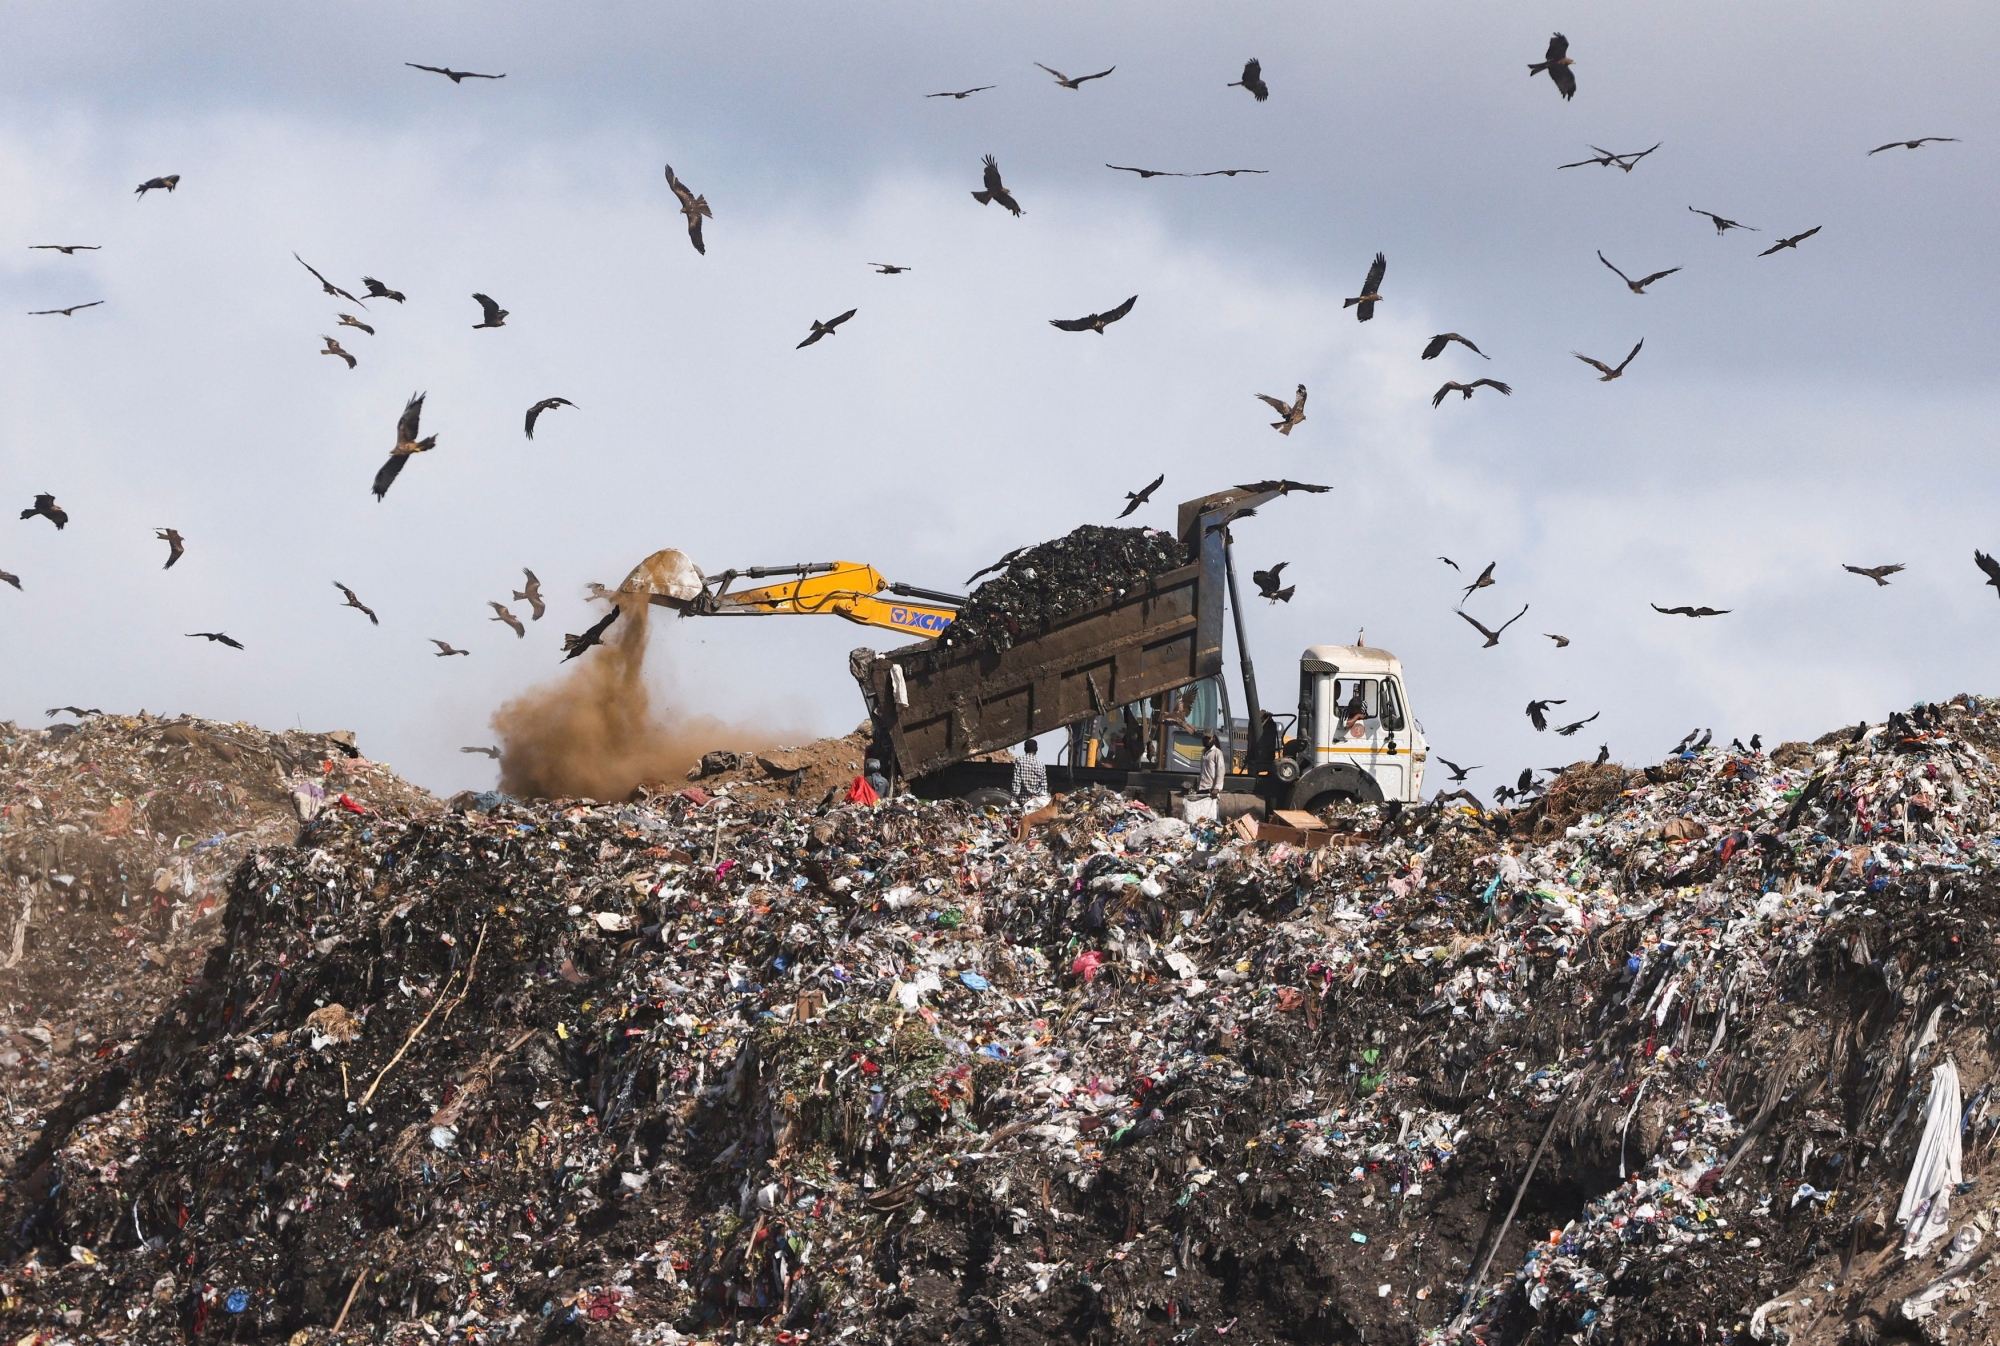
[943,525,1186,652]
[9,696,2000,1346]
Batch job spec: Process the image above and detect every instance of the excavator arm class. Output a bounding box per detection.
[619,553,961,639]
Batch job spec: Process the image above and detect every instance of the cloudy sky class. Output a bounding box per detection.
[2,2,1995,797]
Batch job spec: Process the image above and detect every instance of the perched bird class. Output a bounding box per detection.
[971,155,1023,216]
[1106,164,1184,178]
[20,494,66,529]
[1437,758,1480,782]
[1843,563,1905,586]
[1253,562,1294,602]
[1343,252,1386,321]
[1255,385,1307,434]
[0,569,18,590]
[1195,167,1268,177]
[1975,550,2000,600]
[333,581,378,625]
[925,86,995,100]
[1546,633,1570,647]
[869,262,912,273]
[1526,698,1567,731]
[1845,720,1868,745]
[45,707,101,718]
[1869,137,1958,155]
[524,397,576,438]
[361,276,406,303]
[1437,557,1459,570]
[337,313,374,335]
[1232,479,1329,497]
[488,601,526,637]
[1528,33,1576,100]
[1598,251,1680,295]
[1594,744,1610,764]
[664,163,712,255]
[514,569,545,620]
[965,547,1028,585]
[1573,340,1644,381]
[295,253,365,306]
[561,605,621,661]
[461,745,502,758]
[798,309,858,348]
[134,175,180,198]
[1118,473,1165,518]
[28,301,103,316]
[373,392,437,501]
[430,639,470,657]
[155,528,185,569]
[1035,62,1115,89]
[1651,603,1731,617]
[1555,712,1600,737]
[1459,604,1528,648]
[1460,561,1496,603]
[1759,226,1822,256]
[186,631,243,649]
[1432,378,1511,407]
[29,244,100,254]
[405,63,505,82]
[320,335,357,368]
[471,293,508,328]
[1750,733,1762,752]
[1050,295,1137,334]
[1689,207,1758,235]
[1423,333,1489,360]
[1228,59,1268,102]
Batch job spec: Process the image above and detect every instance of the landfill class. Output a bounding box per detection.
[7,696,2000,1345]
[943,526,1187,653]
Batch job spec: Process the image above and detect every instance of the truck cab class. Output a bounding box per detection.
[1275,645,1427,807]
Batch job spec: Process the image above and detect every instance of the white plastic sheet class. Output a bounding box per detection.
[1897,1058,1962,1257]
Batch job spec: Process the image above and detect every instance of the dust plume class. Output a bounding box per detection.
[490,595,784,800]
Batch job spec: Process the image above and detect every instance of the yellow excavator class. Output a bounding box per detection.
[619,550,962,638]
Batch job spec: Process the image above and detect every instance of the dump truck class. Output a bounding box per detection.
[622,484,1428,814]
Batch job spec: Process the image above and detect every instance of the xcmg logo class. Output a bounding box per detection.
[890,607,954,632]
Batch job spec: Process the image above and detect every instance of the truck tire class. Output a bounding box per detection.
[1288,762,1384,812]
[961,787,1013,810]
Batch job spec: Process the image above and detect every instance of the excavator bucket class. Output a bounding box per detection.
[619,549,707,610]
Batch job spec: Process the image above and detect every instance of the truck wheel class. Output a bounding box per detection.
[962,787,1013,810]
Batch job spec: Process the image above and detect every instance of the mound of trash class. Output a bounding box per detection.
[943,525,1187,652]
[8,696,2000,1346]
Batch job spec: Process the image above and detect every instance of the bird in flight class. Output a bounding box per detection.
[1529,33,1576,100]
[334,581,378,625]
[798,309,858,348]
[1546,633,1570,648]
[186,631,243,649]
[1118,473,1165,519]
[1233,479,1329,497]
[1689,207,1758,235]
[1423,333,1488,360]
[295,253,365,306]
[965,547,1028,586]
[1195,168,1268,177]
[337,313,374,335]
[524,397,575,438]
[971,155,1023,216]
[28,301,103,316]
[869,262,911,273]
[431,639,470,657]
[361,276,405,303]
[134,175,180,198]
[374,392,437,501]
[1252,563,1294,603]
[1343,253,1386,321]
[1228,59,1268,102]
[489,602,526,638]
[1598,252,1680,295]
[1035,62,1115,89]
[1106,164,1185,179]
[1869,137,1958,155]
[1573,340,1644,381]
[1974,551,2000,600]
[155,528,185,569]
[926,85,994,100]
[1460,561,1496,603]
[45,707,101,718]
[1555,711,1600,737]
[30,244,100,254]
[1651,603,1731,617]
[1559,144,1657,171]
[321,336,357,368]
[1843,562,1905,586]
[1050,295,1137,334]
[664,163,712,255]
[406,63,504,82]
[1459,604,1528,648]
[1432,379,1512,407]
[514,570,545,619]
[471,293,508,328]
[20,494,66,529]
[1436,758,1479,782]
[1437,557,1459,571]
[461,745,501,758]
[1759,226,1821,256]
[1255,385,1307,434]
[0,569,19,590]
[1526,698,1567,731]
[561,606,621,661]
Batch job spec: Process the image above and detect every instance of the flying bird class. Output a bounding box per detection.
[1118,473,1165,518]
[1050,295,1137,333]
[1195,168,1269,177]
[1843,563,1905,586]
[1573,340,1644,381]
[30,244,100,254]
[926,86,994,100]
[1517,768,1535,794]
[561,605,621,661]
[971,155,1023,216]
[1432,379,1511,407]
[1255,385,1307,434]
[1555,712,1600,737]
[1436,758,1480,782]
[1228,59,1268,102]
[186,631,243,649]
[337,314,374,335]
[1689,207,1758,235]
[45,707,101,718]
[1437,557,1459,571]
[1252,563,1294,603]
[1526,698,1567,731]
[1546,633,1570,648]
[1460,561,1496,603]
[488,602,526,637]
[1598,251,1680,295]
[361,276,406,303]
[20,494,66,529]
[663,163,712,255]
[1759,227,1822,256]
[1106,164,1185,178]
[524,397,576,438]
[320,335,356,368]
[1232,479,1329,497]
[965,547,1027,586]
[1343,253,1386,321]
[431,639,470,657]
[333,581,378,625]
[28,300,103,316]
[1651,603,1731,617]
[405,63,505,82]
[155,528,184,569]
[1975,550,2000,600]
[1559,144,1657,171]
[514,570,545,619]
[471,293,508,328]
[373,392,437,501]
[1868,137,1958,155]
[134,175,180,198]
[869,262,911,273]
[294,253,365,306]
[461,745,501,758]
[0,570,18,590]
[1035,62,1115,89]
[798,309,858,348]
[1423,333,1488,360]
[1459,604,1527,647]
[1528,33,1575,100]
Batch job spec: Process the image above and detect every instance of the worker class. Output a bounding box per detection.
[864,757,889,798]
[1011,738,1050,811]
[1182,732,1225,823]
[1248,710,1281,774]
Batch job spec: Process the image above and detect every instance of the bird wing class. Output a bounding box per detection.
[1254,393,1291,414]
[1550,65,1576,99]
[474,293,502,322]
[1651,604,1691,615]
[1076,67,1115,83]
[982,154,1004,194]
[1457,610,1497,641]
[1636,267,1681,287]
[1432,383,1461,408]
[1034,63,1067,82]
[525,401,546,437]
[406,63,451,75]
[1615,340,1644,372]
[1976,551,2000,585]
[1472,379,1512,395]
[1495,604,1529,634]
[1437,557,1458,570]
[1136,472,1164,499]
[1597,251,1634,286]
[1867,142,1901,154]
[825,309,857,330]
[1049,315,1095,331]
[1793,226,1823,243]
[1098,295,1138,325]
[372,454,409,500]
[663,163,694,209]
[294,252,334,289]
[1421,335,1448,359]
[397,392,426,445]
[1240,59,1260,81]
[1545,32,1568,62]
[685,212,706,254]
[1360,252,1386,295]
[1556,156,1603,169]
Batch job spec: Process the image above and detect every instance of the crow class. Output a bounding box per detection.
[1118,473,1165,519]
[1228,59,1268,101]
[1423,333,1489,360]
[321,336,356,368]
[1035,63,1115,89]
[525,397,576,438]
[361,276,406,302]
[514,569,545,620]
[1459,604,1528,648]
[926,86,995,100]
[1546,633,1570,647]
[1750,734,1762,752]
[1436,758,1480,782]
[1526,698,1567,731]
[1651,603,1731,617]
[1868,137,1958,154]
[373,392,437,501]
[30,244,100,254]
[1343,252,1386,321]
[20,494,66,529]
[971,155,1023,216]
[1438,557,1459,570]
[1692,729,1713,750]
[134,175,180,197]
[1689,207,1758,235]
[1843,563,1905,586]
[405,63,505,82]
[295,253,365,306]
[472,293,508,328]
[1528,33,1575,100]
[1460,561,1496,603]
[28,301,103,316]
[334,581,378,625]
[1846,720,1868,745]
[1574,340,1644,381]
[1106,164,1185,179]
[337,313,374,335]
[1594,744,1610,764]
[1253,563,1294,602]
[1555,711,1600,737]
[461,745,502,758]
[1516,767,1535,794]
[489,602,526,638]
[1255,385,1307,434]
[1432,379,1512,407]
[1759,227,1821,256]
[798,310,858,348]
[1598,251,1680,295]
[561,606,621,661]
[1050,295,1137,334]
[664,163,712,254]
[155,528,185,569]
[869,262,912,273]
[431,639,470,657]
[186,631,243,649]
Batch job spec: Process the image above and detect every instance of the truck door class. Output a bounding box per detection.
[1327,677,1406,801]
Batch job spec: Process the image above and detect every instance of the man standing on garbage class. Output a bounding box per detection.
[1012,738,1050,811]
[1248,710,1282,775]
[1183,732,1225,822]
